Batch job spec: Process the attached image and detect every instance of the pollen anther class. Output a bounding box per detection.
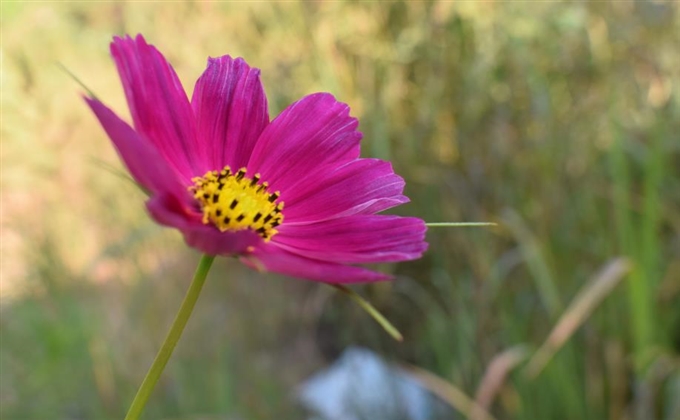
[189,166,284,241]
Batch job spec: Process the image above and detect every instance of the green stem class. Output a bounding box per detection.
[425,222,496,227]
[331,284,403,342]
[57,62,99,100]
[124,254,215,420]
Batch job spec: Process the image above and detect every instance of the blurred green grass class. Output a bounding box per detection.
[2,1,679,419]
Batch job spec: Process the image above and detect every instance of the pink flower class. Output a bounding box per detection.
[86,34,427,283]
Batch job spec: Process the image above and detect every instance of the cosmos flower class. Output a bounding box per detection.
[86,34,427,283]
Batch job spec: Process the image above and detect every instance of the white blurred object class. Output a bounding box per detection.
[298,347,455,420]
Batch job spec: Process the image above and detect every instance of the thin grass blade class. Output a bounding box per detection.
[525,258,633,378]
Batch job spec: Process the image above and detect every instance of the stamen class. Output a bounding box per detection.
[189,166,284,241]
[235,168,246,181]
[268,192,280,203]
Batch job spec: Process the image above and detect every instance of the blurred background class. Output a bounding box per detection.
[2,1,679,419]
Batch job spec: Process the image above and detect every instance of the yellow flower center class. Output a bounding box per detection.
[189,166,284,241]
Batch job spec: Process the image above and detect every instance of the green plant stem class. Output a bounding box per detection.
[331,284,403,341]
[425,222,496,227]
[124,254,215,420]
[58,62,99,100]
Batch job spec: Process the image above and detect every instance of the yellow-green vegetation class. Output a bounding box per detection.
[2,2,678,419]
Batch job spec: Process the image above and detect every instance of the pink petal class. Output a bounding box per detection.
[273,215,428,264]
[192,56,269,172]
[111,34,199,182]
[87,97,260,256]
[85,98,187,197]
[247,93,361,194]
[240,244,392,284]
[282,158,409,224]
[147,193,261,256]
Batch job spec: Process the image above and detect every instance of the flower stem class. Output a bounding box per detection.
[124,254,215,420]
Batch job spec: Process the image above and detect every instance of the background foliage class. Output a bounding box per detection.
[2,1,679,419]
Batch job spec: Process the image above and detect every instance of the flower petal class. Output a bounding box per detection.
[111,34,199,182]
[240,244,392,284]
[273,215,428,264]
[248,93,361,194]
[192,56,269,172]
[147,193,261,255]
[282,158,409,224]
[85,97,187,197]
